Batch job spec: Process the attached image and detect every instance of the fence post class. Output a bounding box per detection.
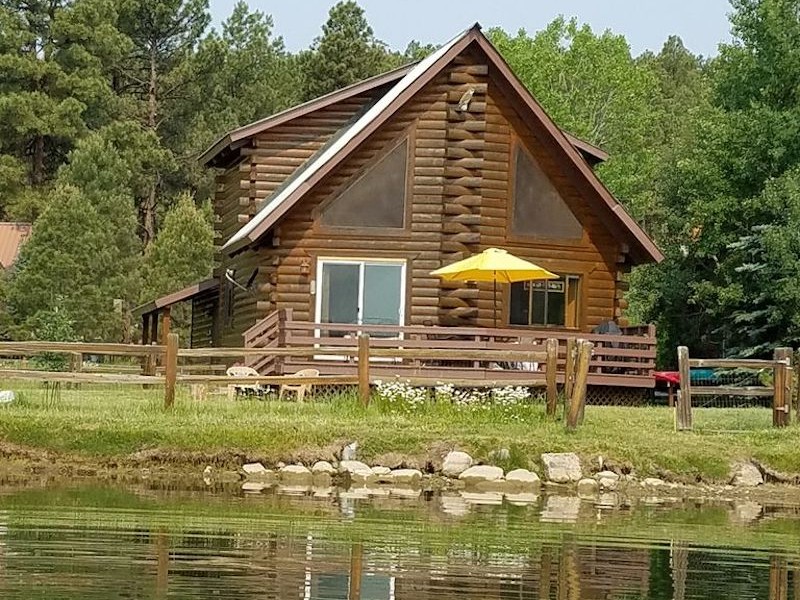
[773,347,791,428]
[564,338,576,404]
[358,334,370,407]
[676,346,692,431]
[545,338,558,417]
[164,333,178,409]
[566,340,592,431]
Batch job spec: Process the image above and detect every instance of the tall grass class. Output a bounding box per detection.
[0,379,797,480]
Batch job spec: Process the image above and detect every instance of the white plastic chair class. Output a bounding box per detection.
[278,368,320,402]
[226,365,262,400]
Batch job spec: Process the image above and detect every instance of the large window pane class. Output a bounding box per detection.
[320,263,359,326]
[509,276,580,327]
[363,264,403,327]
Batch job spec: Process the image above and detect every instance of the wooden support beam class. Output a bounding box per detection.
[566,340,592,431]
[774,347,792,427]
[164,332,178,409]
[358,334,370,407]
[545,338,558,417]
[161,307,171,344]
[676,346,692,431]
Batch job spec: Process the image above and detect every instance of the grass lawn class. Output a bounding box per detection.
[0,380,798,481]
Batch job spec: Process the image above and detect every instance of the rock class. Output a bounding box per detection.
[459,465,504,486]
[0,390,15,404]
[276,461,286,469]
[442,451,473,477]
[390,469,423,485]
[339,460,376,484]
[242,462,268,476]
[371,466,391,476]
[541,453,582,483]
[595,470,620,491]
[311,461,336,475]
[342,441,359,461]
[577,478,599,496]
[505,469,541,491]
[280,464,312,485]
[730,462,763,487]
[642,477,665,487]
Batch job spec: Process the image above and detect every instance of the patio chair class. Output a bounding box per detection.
[278,368,320,403]
[226,365,263,400]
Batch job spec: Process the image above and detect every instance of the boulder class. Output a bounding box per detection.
[242,462,268,476]
[442,451,473,477]
[459,465,504,486]
[488,448,511,462]
[311,461,336,475]
[642,477,665,487]
[595,470,620,491]
[577,478,599,496]
[730,462,763,487]
[339,460,376,484]
[541,453,583,483]
[371,466,391,476]
[280,464,313,485]
[390,469,423,485]
[505,469,541,491]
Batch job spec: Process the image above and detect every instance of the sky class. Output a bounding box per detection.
[208,0,733,58]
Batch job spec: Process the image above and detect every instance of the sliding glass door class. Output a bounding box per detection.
[316,259,405,337]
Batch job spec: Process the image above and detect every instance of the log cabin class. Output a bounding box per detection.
[135,24,663,396]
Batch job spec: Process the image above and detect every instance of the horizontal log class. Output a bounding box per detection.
[688,358,782,369]
[690,386,774,397]
[0,341,165,356]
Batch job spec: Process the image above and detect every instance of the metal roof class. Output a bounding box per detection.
[0,222,31,269]
[132,278,219,318]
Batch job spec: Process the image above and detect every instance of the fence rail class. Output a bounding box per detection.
[676,346,794,429]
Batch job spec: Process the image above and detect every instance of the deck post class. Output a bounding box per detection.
[545,338,558,416]
[676,346,692,431]
[566,340,592,431]
[164,332,178,409]
[161,307,171,343]
[773,347,791,428]
[358,334,370,407]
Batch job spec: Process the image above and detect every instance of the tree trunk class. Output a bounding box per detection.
[143,42,159,246]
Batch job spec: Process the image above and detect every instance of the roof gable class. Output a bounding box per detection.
[220,25,662,264]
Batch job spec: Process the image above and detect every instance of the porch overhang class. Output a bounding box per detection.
[133,279,219,345]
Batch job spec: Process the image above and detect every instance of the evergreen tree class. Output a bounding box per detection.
[6,183,140,341]
[115,0,210,245]
[300,1,393,101]
[141,192,214,340]
[0,0,127,214]
[142,192,214,299]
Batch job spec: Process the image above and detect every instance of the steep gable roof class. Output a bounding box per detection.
[200,52,607,168]
[220,25,662,264]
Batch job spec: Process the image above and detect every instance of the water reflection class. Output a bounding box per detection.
[0,485,798,599]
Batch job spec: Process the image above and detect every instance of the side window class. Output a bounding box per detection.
[320,138,408,229]
[509,275,580,327]
[512,145,583,240]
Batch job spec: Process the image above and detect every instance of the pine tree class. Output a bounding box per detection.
[300,1,393,101]
[0,0,127,214]
[115,0,210,245]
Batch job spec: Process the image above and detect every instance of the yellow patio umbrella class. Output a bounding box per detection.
[431,247,558,327]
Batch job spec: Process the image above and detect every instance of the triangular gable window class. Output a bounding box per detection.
[512,145,583,240]
[320,139,408,228]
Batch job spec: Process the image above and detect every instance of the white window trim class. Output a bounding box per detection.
[314,257,407,359]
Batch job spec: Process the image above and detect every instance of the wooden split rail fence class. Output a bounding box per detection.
[0,336,594,427]
[676,346,794,430]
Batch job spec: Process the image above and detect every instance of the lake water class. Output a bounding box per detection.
[0,482,798,599]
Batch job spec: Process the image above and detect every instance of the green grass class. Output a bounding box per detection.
[0,381,798,481]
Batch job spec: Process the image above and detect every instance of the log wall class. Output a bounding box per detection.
[211,44,630,345]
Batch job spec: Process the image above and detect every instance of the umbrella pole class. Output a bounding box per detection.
[493,276,497,328]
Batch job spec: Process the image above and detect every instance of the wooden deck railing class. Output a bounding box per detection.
[259,309,656,388]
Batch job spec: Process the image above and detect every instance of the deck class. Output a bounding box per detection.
[243,310,656,391]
